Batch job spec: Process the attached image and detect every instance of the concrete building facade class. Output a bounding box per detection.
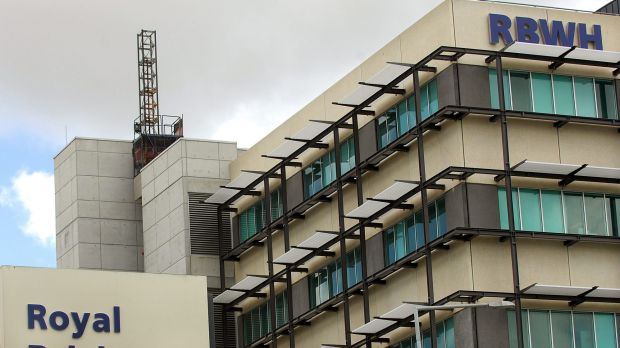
[53,0,620,347]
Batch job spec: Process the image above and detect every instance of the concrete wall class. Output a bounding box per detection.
[139,138,236,285]
[54,138,143,271]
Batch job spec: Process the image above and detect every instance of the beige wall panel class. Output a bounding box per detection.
[545,8,620,52]
[324,68,363,122]
[423,120,465,178]
[295,310,343,348]
[507,119,560,164]
[432,242,474,299]
[0,267,209,347]
[462,116,504,170]
[400,1,455,66]
[517,240,570,288]
[559,124,620,168]
[236,245,267,281]
[369,268,423,318]
[569,243,620,288]
[471,237,513,292]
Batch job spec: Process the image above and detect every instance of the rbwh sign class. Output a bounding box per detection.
[489,13,604,50]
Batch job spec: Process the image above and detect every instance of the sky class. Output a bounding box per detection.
[0,0,610,268]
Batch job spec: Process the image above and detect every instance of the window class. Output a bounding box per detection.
[242,292,288,346]
[303,138,355,199]
[309,248,361,308]
[489,69,617,119]
[270,188,283,222]
[376,80,439,149]
[384,198,447,265]
[239,200,264,242]
[498,188,619,237]
[391,317,455,348]
[509,310,619,348]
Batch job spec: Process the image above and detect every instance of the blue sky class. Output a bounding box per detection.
[0,0,610,268]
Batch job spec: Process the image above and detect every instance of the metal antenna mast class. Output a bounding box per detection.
[132,30,183,175]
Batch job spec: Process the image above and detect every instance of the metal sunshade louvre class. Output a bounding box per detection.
[503,42,570,57]
[588,288,620,298]
[565,48,620,63]
[339,85,382,106]
[272,247,313,265]
[297,231,338,249]
[230,275,268,291]
[225,171,263,189]
[521,284,591,297]
[292,120,332,141]
[379,303,418,320]
[513,161,582,176]
[576,165,620,179]
[368,64,411,86]
[205,187,240,204]
[213,289,245,304]
[351,318,396,335]
[374,181,418,201]
[345,200,390,219]
[267,140,305,159]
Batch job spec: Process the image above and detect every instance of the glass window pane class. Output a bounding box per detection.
[406,216,417,254]
[387,108,398,144]
[318,268,329,305]
[354,249,362,283]
[347,251,357,287]
[377,117,388,149]
[508,310,517,348]
[510,72,533,112]
[594,313,617,348]
[553,75,576,116]
[415,211,425,249]
[312,161,322,195]
[489,69,512,110]
[398,100,410,135]
[408,95,417,128]
[542,190,564,233]
[428,203,438,240]
[395,222,406,260]
[574,312,595,348]
[429,80,439,114]
[551,311,573,348]
[529,310,552,348]
[303,167,313,199]
[445,318,455,348]
[519,189,542,232]
[610,197,620,237]
[340,140,350,174]
[595,79,618,119]
[421,85,430,119]
[565,193,586,235]
[532,73,554,114]
[385,228,395,265]
[584,194,609,236]
[575,77,597,118]
[436,320,446,348]
[499,187,521,230]
[436,199,447,237]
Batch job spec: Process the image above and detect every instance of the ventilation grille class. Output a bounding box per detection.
[208,288,237,348]
[189,192,231,255]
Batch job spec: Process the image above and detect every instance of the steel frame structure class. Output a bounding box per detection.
[211,45,620,348]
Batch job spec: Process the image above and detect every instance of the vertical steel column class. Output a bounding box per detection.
[334,128,352,346]
[351,114,371,348]
[217,206,229,348]
[264,178,278,347]
[495,56,524,348]
[279,164,296,348]
[413,69,438,348]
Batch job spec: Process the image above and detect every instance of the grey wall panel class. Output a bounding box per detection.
[467,184,501,229]
[615,80,620,114]
[232,215,239,247]
[291,277,309,318]
[475,307,510,348]
[286,171,304,210]
[358,121,377,163]
[455,308,476,348]
[458,64,492,108]
[445,183,468,231]
[437,64,459,108]
[237,314,244,348]
[365,232,385,275]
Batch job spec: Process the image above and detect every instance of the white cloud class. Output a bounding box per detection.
[8,171,55,246]
[0,186,12,207]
